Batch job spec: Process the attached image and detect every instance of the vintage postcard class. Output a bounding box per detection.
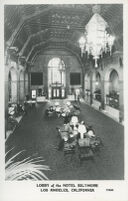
[0,0,128,201]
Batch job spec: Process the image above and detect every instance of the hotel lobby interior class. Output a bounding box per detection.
[4,4,124,180]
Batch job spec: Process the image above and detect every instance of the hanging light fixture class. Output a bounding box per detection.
[78,36,86,57]
[79,5,115,68]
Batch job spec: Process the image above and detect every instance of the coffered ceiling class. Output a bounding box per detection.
[4,4,123,62]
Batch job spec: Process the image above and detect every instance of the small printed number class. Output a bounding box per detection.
[106,189,114,191]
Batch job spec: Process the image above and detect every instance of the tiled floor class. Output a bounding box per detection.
[6,102,124,180]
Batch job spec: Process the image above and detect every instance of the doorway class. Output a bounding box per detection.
[52,87,61,99]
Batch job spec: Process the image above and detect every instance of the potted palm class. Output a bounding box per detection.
[5,148,50,181]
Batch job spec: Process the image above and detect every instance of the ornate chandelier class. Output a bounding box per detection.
[79,5,115,68]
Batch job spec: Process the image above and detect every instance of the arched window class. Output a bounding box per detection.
[109,70,119,93]
[108,70,119,109]
[48,57,65,86]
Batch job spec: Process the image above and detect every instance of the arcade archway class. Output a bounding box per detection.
[8,67,17,103]
[19,70,25,103]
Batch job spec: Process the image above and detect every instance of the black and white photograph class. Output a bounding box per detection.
[0,0,128,201]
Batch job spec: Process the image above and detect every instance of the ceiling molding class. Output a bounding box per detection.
[30,45,84,69]
[26,38,81,61]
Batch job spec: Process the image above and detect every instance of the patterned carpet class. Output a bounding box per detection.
[6,102,124,180]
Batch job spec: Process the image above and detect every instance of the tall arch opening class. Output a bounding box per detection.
[108,69,119,109]
[84,73,91,104]
[93,72,102,102]
[85,73,91,91]
[25,73,29,97]
[48,57,66,99]
[105,69,119,110]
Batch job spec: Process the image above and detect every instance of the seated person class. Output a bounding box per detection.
[62,104,71,115]
[49,106,54,112]
[72,124,79,137]
[66,101,71,107]
[64,115,71,124]
[73,104,80,115]
[57,125,69,151]
[55,105,61,117]
[70,116,79,126]
[54,102,59,107]
[78,121,87,139]
[67,124,78,144]
[86,126,95,138]
[45,106,54,116]
[73,104,80,110]
[68,105,75,115]
[8,106,15,116]
[69,116,79,137]
[60,130,69,142]
[63,101,71,114]
[64,123,73,134]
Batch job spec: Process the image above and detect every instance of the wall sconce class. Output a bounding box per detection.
[8,46,19,53]
[7,46,19,63]
[18,56,26,66]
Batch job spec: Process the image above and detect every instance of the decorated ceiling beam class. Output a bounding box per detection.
[5,5,95,48]
[19,29,49,56]
[6,6,53,47]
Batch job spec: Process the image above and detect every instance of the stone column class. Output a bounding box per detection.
[104,80,110,107]
[119,80,124,122]
[27,65,31,99]
[90,72,93,105]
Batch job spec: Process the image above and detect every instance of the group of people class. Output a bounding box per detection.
[46,101,80,118]
[45,100,101,154]
[45,103,61,117]
[63,116,95,141]
[57,110,96,151]
[8,103,25,117]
